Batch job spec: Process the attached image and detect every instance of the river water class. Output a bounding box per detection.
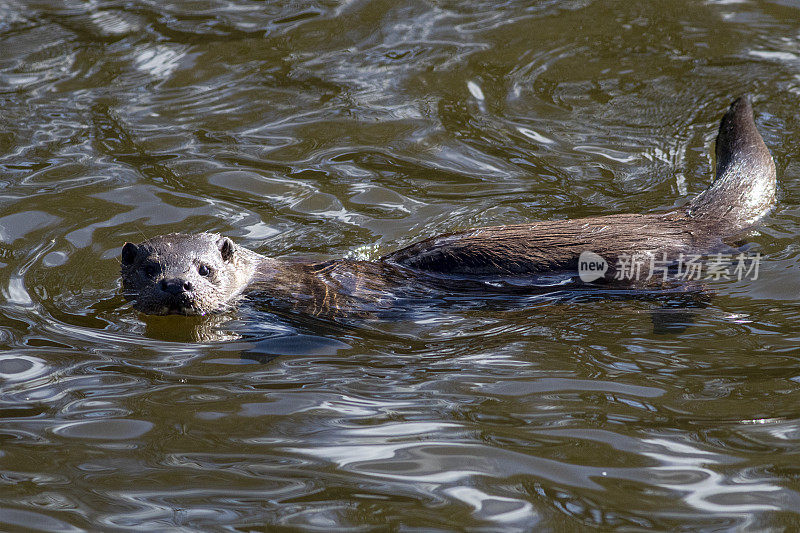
[1,0,800,530]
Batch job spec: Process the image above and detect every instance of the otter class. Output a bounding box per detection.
[121,96,776,317]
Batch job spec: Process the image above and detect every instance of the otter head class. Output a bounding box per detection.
[120,233,257,316]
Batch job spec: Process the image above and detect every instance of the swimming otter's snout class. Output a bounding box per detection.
[160,278,194,296]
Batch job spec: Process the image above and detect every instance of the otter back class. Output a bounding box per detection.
[383,96,774,278]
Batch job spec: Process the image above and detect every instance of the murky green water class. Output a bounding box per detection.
[1,0,800,530]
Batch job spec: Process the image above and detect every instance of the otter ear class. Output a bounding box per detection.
[217,237,235,262]
[121,242,138,265]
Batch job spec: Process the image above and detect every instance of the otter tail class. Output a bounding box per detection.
[684,95,776,236]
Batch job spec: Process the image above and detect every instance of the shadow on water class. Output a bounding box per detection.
[138,307,354,363]
[135,284,714,363]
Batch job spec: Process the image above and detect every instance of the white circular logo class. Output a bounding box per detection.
[578,251,608,282]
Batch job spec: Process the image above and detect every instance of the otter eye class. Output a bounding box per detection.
[144,265,158,277]
[198,264,211,277]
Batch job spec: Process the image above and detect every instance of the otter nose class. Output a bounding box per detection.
[160,279,194,295]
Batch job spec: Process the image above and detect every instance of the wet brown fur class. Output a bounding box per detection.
[382,96,775,277]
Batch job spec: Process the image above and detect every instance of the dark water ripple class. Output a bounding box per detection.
[1,0,800,530]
